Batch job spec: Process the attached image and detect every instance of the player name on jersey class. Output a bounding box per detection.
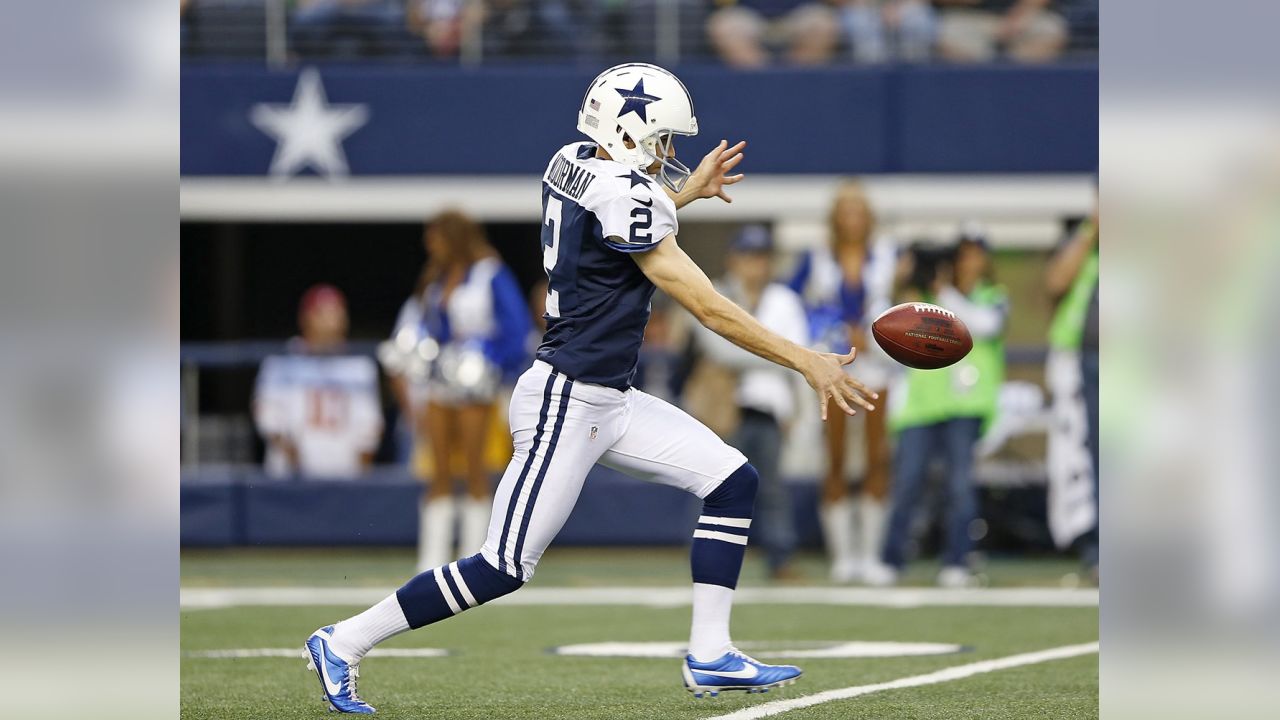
[545,153,598,201]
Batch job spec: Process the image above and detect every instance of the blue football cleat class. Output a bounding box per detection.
[682,647,802,698]
[305,626,376,714]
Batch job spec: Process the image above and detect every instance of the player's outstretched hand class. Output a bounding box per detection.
[800,347,879,421]
[688,139,746,204]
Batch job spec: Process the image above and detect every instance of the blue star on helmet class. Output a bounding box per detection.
[618,170,652,188]
[615,78,661,123]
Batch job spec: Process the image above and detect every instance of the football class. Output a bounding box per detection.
[871,302,973,370]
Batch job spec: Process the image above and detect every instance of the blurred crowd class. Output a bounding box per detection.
[245,184,1099,586]
[180,0,1099,65]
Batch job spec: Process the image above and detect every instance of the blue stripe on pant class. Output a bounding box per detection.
[497,372,558,576]
[509,378,573,580]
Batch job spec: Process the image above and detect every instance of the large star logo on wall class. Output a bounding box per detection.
[250,68,370,179]
[615,78,661,123]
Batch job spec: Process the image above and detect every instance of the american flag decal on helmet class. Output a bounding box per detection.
[589,98,601,110]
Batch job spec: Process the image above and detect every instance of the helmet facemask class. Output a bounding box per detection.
[639,130,694,194]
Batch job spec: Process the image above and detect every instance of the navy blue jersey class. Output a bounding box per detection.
[535,142,679,390]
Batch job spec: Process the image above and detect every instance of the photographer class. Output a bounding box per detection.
[881,228,1008,587]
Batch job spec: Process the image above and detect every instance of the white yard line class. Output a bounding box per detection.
[184,648,448,659]
[704,642,1100,720]
[180,585,1097,610]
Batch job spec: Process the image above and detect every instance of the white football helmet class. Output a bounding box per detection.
[577,63,698,193]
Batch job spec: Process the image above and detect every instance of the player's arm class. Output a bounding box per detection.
[662,140,746,209]
[634,235,877,419]
[1045,215,1097,300]
[695,286,809,372]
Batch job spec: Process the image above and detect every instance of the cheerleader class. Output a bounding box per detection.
[385,211,531,572]
[789,180,900,584]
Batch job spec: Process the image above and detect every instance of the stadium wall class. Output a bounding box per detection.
[180,466,1052,550]
[181,64,1097,176]
[181,467,706,547]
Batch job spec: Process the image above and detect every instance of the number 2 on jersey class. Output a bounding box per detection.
[629,205,652,244]
[542,195,562,317]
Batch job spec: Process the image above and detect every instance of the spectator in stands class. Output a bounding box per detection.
[789,181,898,584]
[183,0,274,59]
[837,1,937,63]
[1057,0,1098,55]
[694,226,810,580]
[707,1,843,67]
[882,227,1008,587]
[475,0,581,60]
[406,0,482,59]
[291,0,409,59]
[1045,207,1098,582]
[253,284,384,479]
[934,0,1068,63]
[391,210,532,573]
[180,0,192,47]
[591,0,713,64]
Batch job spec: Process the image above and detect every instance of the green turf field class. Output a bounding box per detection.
[181,548,1098,719]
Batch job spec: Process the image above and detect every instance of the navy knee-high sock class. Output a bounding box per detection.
[691,463,759,589]
[396,553,523,629]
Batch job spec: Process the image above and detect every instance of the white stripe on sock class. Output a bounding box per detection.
[504,373,565,574]
[698,515,752,529]
[433,568,461,614]
[693,529,749,545]
[448,562,478,608]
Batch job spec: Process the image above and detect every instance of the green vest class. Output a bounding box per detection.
[1048,237,1099,350]
[890,283,1007,432]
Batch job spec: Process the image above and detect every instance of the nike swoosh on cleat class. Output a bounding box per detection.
[696,664,759,679]
[317,646,344,696]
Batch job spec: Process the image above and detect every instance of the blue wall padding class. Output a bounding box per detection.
[181,64,1096,176]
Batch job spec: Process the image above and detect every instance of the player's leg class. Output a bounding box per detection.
[419,401,458,572]
[309,367,618,713]
[819,404,860,576]
[818,408,859,582]
[880,421,934,580]
[733,410,794,579]
[482,372,624,581]
[598,390,801,696]
[1079,348,1100,579]
[859,390,893,584]
[456,401,496,555]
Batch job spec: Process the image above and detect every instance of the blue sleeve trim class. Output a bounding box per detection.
[838,282,867,324]
[602,238,660,254]
[786,250,813,294]
[484,267,533,378]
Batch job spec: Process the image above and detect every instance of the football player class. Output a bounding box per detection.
[305,63,877,712]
